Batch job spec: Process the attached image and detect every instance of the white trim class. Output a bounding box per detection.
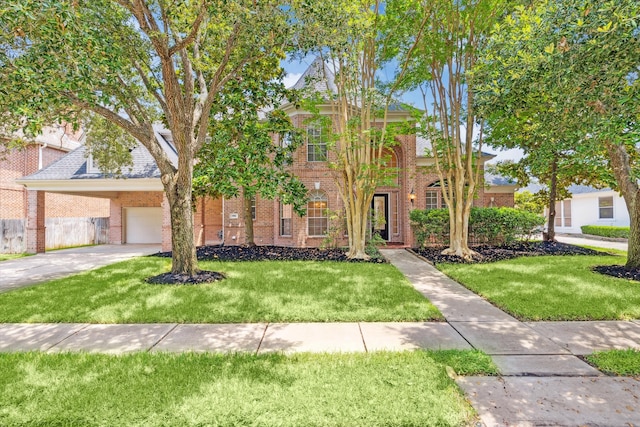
[15,178,163,193]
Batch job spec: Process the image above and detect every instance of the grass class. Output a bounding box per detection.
[0,253,28,262]
[438,253,640,320]
[0,350,495,426]
[0,257,442,323]
[586,349,640,376]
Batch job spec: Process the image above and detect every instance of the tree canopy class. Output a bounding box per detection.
[0,0,292,276]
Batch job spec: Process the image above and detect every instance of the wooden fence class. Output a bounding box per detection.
[0,217,109,253]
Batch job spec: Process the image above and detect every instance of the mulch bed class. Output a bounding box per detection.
[413,241,605,264]
[151,241,638,283]
[592,265,640,282]
[146,270,226,285]
[153,245,386,263]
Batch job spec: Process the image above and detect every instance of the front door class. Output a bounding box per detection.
[371,194,389,241]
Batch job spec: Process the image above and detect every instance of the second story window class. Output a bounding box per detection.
[307,126,327,162]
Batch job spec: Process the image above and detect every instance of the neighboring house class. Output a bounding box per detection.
[523,184,629,234]
[1,125,110,253]
[17,60,516,252]
[552,186,629,234]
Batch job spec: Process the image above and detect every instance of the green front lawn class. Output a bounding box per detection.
[586,349,640,376]
[438,254,640,320]
[0,351,495,426]
[0,257,442,323]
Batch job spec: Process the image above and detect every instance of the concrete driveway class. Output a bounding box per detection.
[0,244,161,293]
[556,234,628,251]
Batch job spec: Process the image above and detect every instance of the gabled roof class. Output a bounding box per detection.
[19,124,178,183]
[19,144,160,181]
[291,57,338,94]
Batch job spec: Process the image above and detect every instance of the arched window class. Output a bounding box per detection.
[307,190,328,236]
[378,148,399,185]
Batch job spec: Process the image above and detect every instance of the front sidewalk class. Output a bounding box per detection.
[1,247,639,425]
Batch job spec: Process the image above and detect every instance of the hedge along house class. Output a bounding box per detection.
[17,59,516,253]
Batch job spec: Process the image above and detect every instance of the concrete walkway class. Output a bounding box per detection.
[1,246,639,425]
[381,249,640,426]
[0,244,161,293]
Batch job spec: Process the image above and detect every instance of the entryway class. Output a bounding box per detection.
[371,194,389,241]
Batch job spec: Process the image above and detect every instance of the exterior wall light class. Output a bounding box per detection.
[408,188,416,205]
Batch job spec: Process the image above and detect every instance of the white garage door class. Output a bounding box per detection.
[125,207,163,244]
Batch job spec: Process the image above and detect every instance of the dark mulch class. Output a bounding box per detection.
[593,265,640,282]
[153,245,386,263]
[146,270,226,285]
[414,241,606,264]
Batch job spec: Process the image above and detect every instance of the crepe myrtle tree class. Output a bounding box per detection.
[0,0,292,276]
[292,0,420,259]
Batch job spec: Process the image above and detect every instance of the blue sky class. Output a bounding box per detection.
[282,57,523,163]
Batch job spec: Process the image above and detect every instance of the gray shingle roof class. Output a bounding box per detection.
[291,57,338,94]
[21,143,160,181]
[520,183,611,195]
[484,172,516,186]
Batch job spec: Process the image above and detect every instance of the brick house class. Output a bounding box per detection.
[18,61,515,253]
[1,125,109,252]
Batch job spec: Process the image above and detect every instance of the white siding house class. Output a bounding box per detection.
[543,186,629,234]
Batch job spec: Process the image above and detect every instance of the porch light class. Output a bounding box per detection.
[408,188,416,205]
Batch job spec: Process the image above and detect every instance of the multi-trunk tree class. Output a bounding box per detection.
[293,0,417,259]
[393,0,512,259]
[0,0,291,276]
[473,0,639,266]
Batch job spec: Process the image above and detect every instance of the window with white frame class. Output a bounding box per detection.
[307,190,328,236]
[599,196,614,219]
[251,196,256,220]
[426,190,439,210]
[280,202,292,236]
[306,126,327,162]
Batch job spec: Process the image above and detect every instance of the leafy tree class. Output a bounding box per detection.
[393,0,512,259]
[292,0,415,259]
[193,70,307,246]
[0,0,290,275]
[514,190,546,216]
[473,0,640,266]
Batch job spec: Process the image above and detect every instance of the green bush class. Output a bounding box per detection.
[581,225,629,239]
[410,207,544,247]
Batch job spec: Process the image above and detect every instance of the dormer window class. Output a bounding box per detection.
[86,152,102,174]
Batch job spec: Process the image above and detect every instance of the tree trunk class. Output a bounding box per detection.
[243,188,256,247]
[163,166,199,276]
[345,195,369,259]
[545,156,558,242]
[627,200,640,269]
[605,142,639,269]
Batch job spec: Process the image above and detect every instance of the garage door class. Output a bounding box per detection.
[125,207,162,244]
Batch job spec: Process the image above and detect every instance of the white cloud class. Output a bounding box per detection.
[283,73,302,88]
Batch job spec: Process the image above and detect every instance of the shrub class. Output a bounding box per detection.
[581,225,629,239]
[410,207,544,247]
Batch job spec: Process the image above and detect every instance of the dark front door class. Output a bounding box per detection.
[371,194,389,241]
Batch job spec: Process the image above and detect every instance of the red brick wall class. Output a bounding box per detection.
[1,144,109,219]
